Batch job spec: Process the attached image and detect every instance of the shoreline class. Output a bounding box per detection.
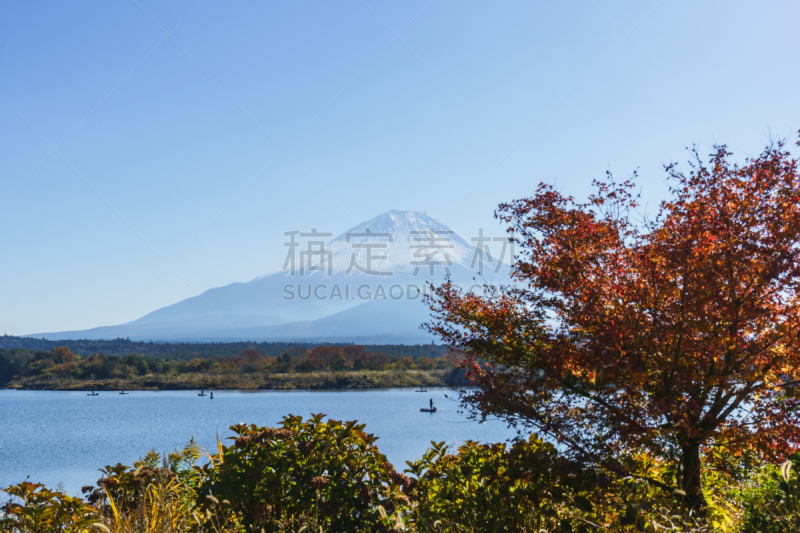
[4,368,465,392]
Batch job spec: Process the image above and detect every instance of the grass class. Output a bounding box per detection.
[5,368,462,391]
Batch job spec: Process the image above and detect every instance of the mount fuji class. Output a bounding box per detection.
[33,211,513,343]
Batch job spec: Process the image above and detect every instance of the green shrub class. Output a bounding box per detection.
[742,456,800,533]
[0,481,99,533]
[405,435,576,532]
[195,413,411,532]
[79,442,224,532]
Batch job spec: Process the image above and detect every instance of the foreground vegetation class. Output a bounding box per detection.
[1,345,460,390]
[1,413,798,532]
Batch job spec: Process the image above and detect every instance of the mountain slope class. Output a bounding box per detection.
[33,211,512,342]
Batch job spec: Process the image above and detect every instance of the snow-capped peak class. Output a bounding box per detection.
[260,210,480,280]
[344,210,451,235]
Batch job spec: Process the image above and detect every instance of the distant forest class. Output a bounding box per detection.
[0,335,448,361]
[0,343,458,388]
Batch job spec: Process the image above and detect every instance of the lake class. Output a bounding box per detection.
[0,388,518,495]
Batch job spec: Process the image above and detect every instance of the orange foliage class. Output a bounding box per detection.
[426,137,800,512]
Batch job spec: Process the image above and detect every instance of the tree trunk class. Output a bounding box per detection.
[680,441,707,521]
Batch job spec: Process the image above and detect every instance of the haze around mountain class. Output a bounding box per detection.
[32,211,514,343]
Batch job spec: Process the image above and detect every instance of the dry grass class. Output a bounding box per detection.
[8,368,458,391]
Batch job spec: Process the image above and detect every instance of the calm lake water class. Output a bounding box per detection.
[0,388,518,495]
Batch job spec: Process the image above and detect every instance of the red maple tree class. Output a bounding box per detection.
[425,137,800,513]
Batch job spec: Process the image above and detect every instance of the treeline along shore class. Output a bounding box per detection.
[0,339,464,391]
[0,334,449,360]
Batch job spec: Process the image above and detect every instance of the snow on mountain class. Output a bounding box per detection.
[33,211,513,342]
[259,210,476,279]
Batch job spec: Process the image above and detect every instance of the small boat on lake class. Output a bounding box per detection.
[420,398,436,412]
[87,391,99,396]
[415,388,427,392]
[119,390,128,395]
[198,390,207,396]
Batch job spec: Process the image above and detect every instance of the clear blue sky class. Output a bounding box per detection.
[1,0,799,335]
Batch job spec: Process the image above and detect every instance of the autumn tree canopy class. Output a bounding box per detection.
[426,137,800,514]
